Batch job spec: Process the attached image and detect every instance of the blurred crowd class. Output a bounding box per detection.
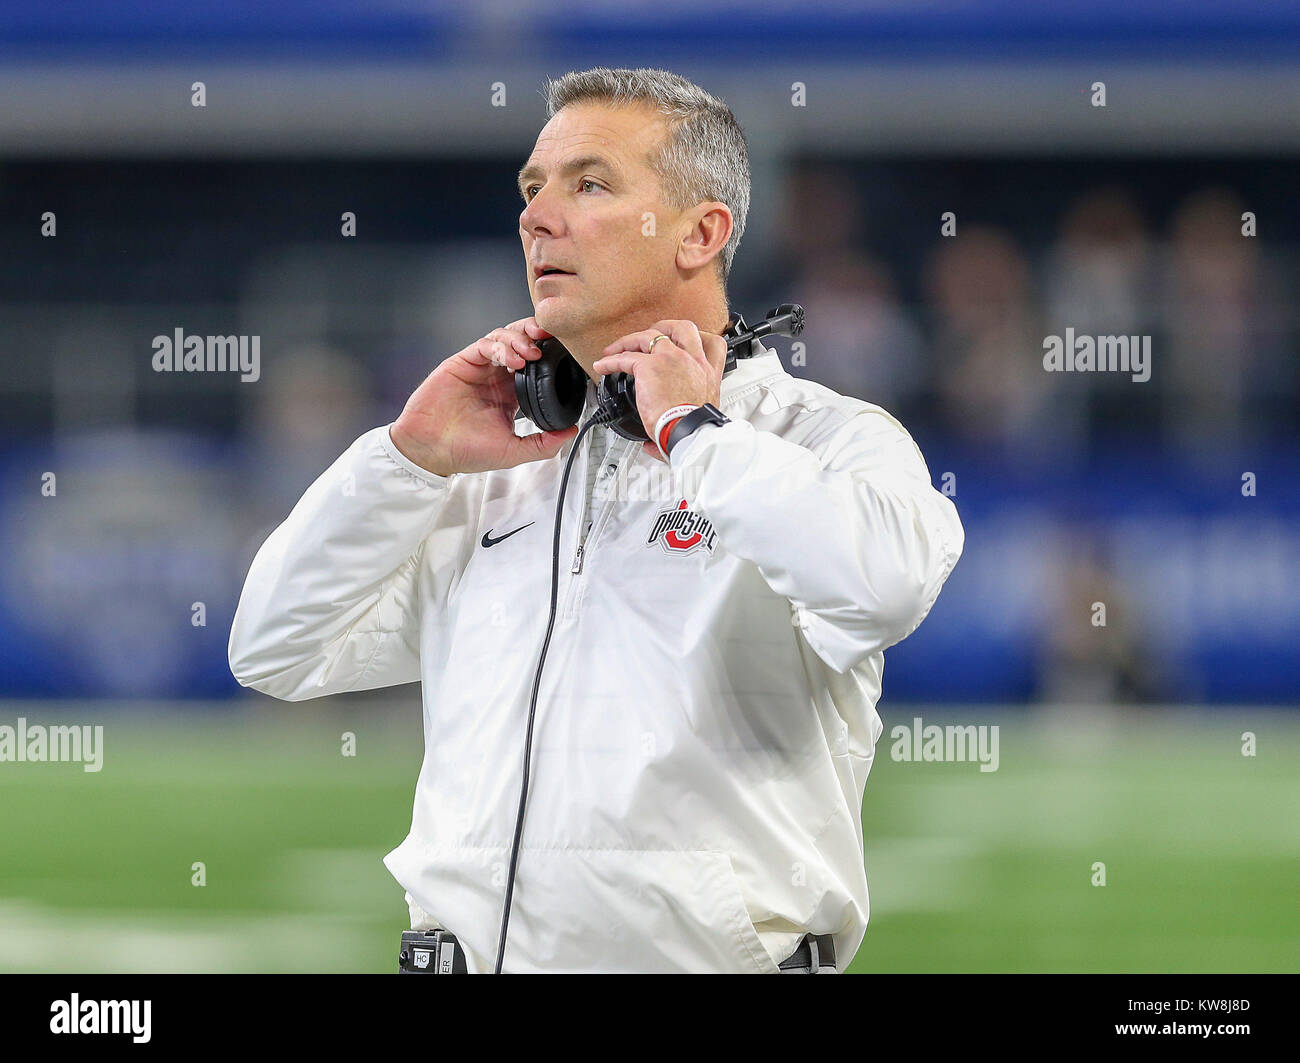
[758,167,1293,465]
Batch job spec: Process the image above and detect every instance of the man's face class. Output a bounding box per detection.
[518,101,680,340]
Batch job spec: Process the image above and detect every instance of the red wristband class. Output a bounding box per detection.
[658,417,685,456]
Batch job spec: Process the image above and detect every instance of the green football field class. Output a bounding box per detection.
[1,701,1296,973]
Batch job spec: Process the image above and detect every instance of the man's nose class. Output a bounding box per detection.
[520,191,560,238]
[520,209,553,238]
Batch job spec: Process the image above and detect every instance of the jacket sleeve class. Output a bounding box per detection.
[668,405,964,673]
[228,424,460,701]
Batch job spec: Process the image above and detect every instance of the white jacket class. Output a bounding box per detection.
[228,339,964,972]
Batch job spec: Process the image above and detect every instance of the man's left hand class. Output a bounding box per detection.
[592,320,727,462]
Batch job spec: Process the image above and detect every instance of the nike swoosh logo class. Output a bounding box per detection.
[481,522,535,548]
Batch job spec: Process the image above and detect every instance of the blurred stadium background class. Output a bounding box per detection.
[0,1,1296,972]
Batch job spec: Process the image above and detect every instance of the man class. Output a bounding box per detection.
[228,67,964,973]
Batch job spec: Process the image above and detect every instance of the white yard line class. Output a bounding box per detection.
[0,848,399,973]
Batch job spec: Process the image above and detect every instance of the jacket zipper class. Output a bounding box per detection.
[570,428,596,574]
[563,434,634,613]
[571,535,589,574]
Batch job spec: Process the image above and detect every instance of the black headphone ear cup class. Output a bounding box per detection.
[598,372,649,442]
[514,337,586,432]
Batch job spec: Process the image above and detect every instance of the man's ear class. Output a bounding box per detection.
[678,202,732,273]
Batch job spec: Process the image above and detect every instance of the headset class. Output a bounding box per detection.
[514,304,806,442]
[493,303,804,973]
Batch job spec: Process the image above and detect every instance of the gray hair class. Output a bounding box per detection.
[542,67,750,285]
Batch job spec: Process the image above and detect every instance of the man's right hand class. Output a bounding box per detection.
[389,317,580,477]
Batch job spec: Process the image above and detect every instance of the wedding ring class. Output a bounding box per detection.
[649,334,671,352]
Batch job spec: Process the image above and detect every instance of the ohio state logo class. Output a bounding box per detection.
[647,498,717,555]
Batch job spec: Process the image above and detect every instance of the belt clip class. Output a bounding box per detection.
[403,929,461,974]
[430,930,458,974]
[806,935,819,974]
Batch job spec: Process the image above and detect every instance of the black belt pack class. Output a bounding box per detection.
[398,930,468,974]
[778,933,837,973]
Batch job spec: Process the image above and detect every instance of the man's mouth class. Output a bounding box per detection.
[533,265,576,280]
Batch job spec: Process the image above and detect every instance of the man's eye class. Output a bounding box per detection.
[523,179,600,201]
